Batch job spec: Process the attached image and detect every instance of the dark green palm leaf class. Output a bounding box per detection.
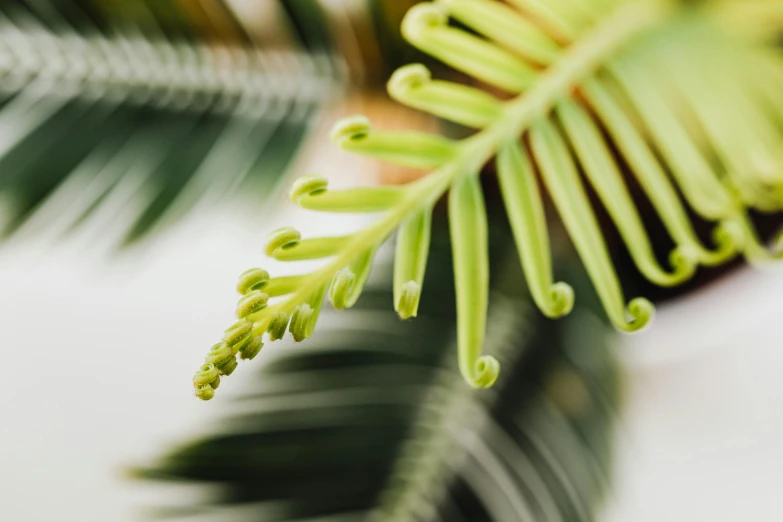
[0,0,342,246]
[136,217,621,522]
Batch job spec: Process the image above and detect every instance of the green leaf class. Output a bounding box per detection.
[449,172,496,388]
[497,140,573,319]
[394,208,432,319]
[0,0,341,245]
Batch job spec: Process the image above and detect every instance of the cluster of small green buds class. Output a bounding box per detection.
[193,364,219,400]
[192,172,408,398]
[193,321,258,399]
[193,269,276,400]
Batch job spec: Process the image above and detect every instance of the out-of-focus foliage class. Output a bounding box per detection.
[708,0,783,41]
[0,0,420,247]
[0,0,336,245]
[137,216,621,522]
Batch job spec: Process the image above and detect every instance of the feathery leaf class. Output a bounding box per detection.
[194,0,783,394]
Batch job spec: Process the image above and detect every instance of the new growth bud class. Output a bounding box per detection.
[193,363,219,386]
[328,268,356,310]
[290,175,328,204]
[205,343,233,366]
[237,268,269,295]
[388,63,431,97]
[289,304,314,342]
[239,336,263,361]
[223,320,253,350]
[217,355,238,376]
[265,227,301,258]
[330,115,372,146]
[402,3,448,39]
[396,281,421,319]
[236,290,269,319]
[267,312,289,341]
[472,356,500,389]
[195,383,215,401]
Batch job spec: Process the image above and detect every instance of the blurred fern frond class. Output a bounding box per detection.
[138,222,621,522]
[0,0,344,246]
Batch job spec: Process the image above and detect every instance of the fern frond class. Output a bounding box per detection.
[194,0,783,396]
[0,27,331,114]
[0,2,341,245]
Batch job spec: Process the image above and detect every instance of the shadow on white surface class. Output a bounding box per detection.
[2,208,783,521]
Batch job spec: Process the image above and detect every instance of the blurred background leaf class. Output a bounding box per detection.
[135,209,622,522]
[0,0,425,249]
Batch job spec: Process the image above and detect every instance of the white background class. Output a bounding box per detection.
[1,157,782,521]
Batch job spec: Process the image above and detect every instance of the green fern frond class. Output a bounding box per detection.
[194,0,783,396]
